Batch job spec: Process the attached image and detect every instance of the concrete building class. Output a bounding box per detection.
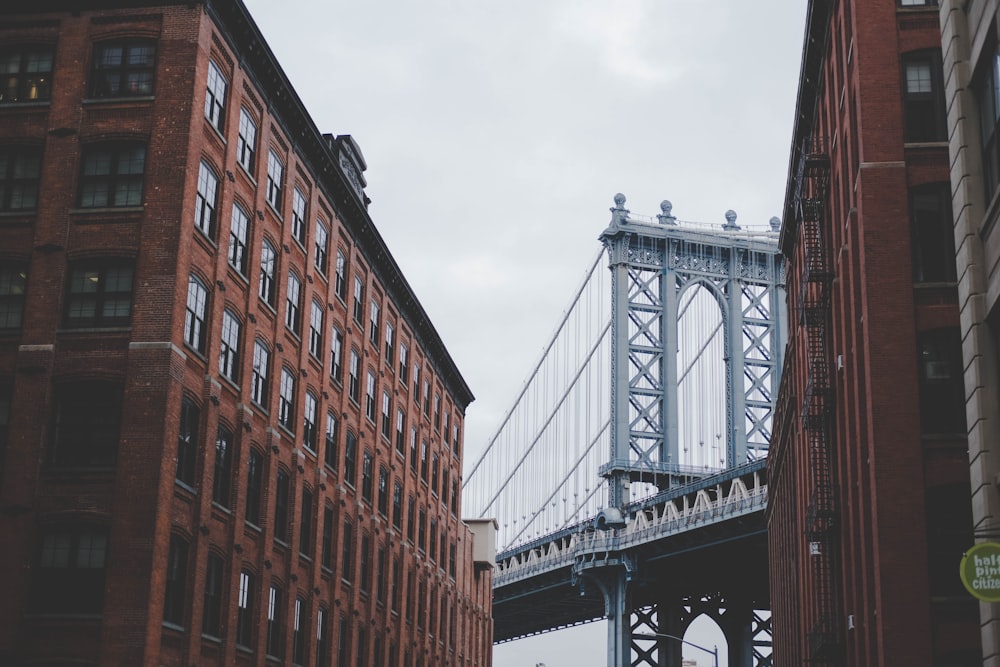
[939,1,1000,664]
[0,1,493,665]
[768,0,979,664]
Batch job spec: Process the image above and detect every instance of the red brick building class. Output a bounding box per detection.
[768,0,979,664]
[0,1,493,665]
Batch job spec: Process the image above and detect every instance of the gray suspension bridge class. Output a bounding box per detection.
[463,195,786,666]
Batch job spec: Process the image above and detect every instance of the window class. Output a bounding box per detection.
[300,487,313,556]
[452,422,461,456]
[413,363,420,398]
[360,533,372,594]
[89,39,156,98]
[418,508,426,552]
[377,466,389,516]
[420,441,428,482]
[348,350,360,403]
[392,482,403,530]
[337,617,349,665]
[286,271,302,335]
[429,520,437,562]
[0,47,53,103]
[228,204,250,276]
[365,371,377,422]
[163,535,188,626]
[176,397,199,486]
[260,238,277,306]
[441,469,450,509]
[918,328,967,434]
[204,60,227,131]
[903,50,946,142]
[324,412,339,471]
[219,309,241,382]
[236,570,255,648]
[32,525,108,613]
[369,300,380,346]
[0,386,7,491]
[391,557,401,612]
[66,260,132,327]
[330,327,344,384]
[182,274,208,352]
[79,142,145,207]
[344,431,358,487]
[449,543,456,579]
[303,391,318,454]
[246,448,263,526]
[195,161,220,238]
[385,323,395,366]
[409,427,418,471]
[309,299,323,360]
[433,393,441,430]
[267,584,284,658]
[251,339,270,407]
[321,505,334,570]
[376,546,387,605]
[237,107,257,173]
[910,183,957,283]
[0,145,41,210]
[315,220,329,275]
[451,479,458,515]
[899,0,937,5]
[399,344,408,384]
[202,552,224,636]
[292,188,307,246]
[279,367,296,432]
[212,424,233,508]
[0,262,27,329]
[334,249,347,301]
[316,607,330,666]
[51,380,122,466]
[356,628,368,667]
[341,519,354,583]
[275,468,290,542]
[422,380,430,416]
[395,409,406,455]
[266,149,283,210]
[293,597,307,665]
[381,391,392,439]
[361,450,374,502]
[352,275,364,324]
[431,454,439,496]
[406,496,415,543]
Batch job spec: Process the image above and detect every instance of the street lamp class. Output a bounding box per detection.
[631,632,719,667]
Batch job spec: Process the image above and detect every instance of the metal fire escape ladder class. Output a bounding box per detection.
[797,136,841,663]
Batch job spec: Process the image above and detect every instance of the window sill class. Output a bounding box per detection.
[245,520,262,533]
[58,325,132,335]
[236,162,256,187]
[201,633,222,644]
[174,479,197,495]
[161,621,185,633]
[70,207,144,222]
[83,95,155,105]
[0,100,51,109]
[902,140,948,150]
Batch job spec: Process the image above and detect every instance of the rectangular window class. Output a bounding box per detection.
[330,327,344,384]
[422,380,430,416]
[377,466,389,516]
[433,393,441,430]
[392,482,403,530]
[212,425,233,508]
[279,367,296,432]
[407,496,415,543]
[293,597,307,666]
[365,371,377,422]
[431,453,439,496]
[202,552,224,636]
[267,584,284,658]
[309,299,324,360]
[348,350,360,403]
[0,145,41,210]
[918,328,968,434]
[315,220,329,275]
[385,323,395,366]
[0,47,53,103]
[391,557,401,613]
[360,533,372,594]
[163,535,188,627]
[228,204,250,276]
[316,607,329,666]
[285,272,302,335]
[246,448,263,525]
[292,188,307,246]
[335,249,347,301]
[251,339,270,407]
[79,142,145,208]
[89,39,156,98]
[184,275,208,353]
[65,261,134,328]
[344,432,358,487]
[303,391,318,453]
[395,409,406,455]
[237,107,257,173]
[376,546,387,605]
[266,149,283,210]
[910,183,957,283]
[275,468,290,543]
[409,427,418,472]
[418,508,426,552]
[903,50,946,142]
[338,617,349,665]
[352,275,364,324]
[236,570,255,648]
[259,239,277,306]
[51,380,122,467]
[361,450,374,502]
[369,300,380,346]
[381,391,392,439]
[324,412,339,471]
[300,486,314,556]
[218,309,241,382]
[204,60,227,131]
[341,519,354,583]
[399,344,409,385]
[33,526,108,613]
[175,397,199,486]
[321,504,334,569]
[420,441,428,482]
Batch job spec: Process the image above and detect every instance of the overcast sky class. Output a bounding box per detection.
[241,1,808,663]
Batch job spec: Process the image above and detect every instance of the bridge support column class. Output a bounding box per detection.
[719,597,753,667]
[657,599,685,667]
[586,564,632,667]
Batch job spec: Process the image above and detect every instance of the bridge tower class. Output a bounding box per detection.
[596,194,785,666]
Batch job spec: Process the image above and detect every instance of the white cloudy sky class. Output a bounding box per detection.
[241,0,808,663]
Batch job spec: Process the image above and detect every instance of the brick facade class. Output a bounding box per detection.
[0,2,493,666]
[769,1,979,665]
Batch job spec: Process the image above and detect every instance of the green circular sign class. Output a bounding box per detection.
[960,542,1000,602]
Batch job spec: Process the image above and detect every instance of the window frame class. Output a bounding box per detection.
[0,46,54,103]
[204,59,227,132]
[0,145,42,211]
[228,203,251,276]
[89,38,156,99]
[78,141,146,208]
[266,149,284,211]
[0,262,28,330]
[237,107,257,174]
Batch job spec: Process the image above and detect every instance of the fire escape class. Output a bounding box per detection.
[797,135,840,663]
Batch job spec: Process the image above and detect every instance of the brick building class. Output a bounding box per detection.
[768,0,979,664]
[0,1,494,665]
[939,1,1000,664]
